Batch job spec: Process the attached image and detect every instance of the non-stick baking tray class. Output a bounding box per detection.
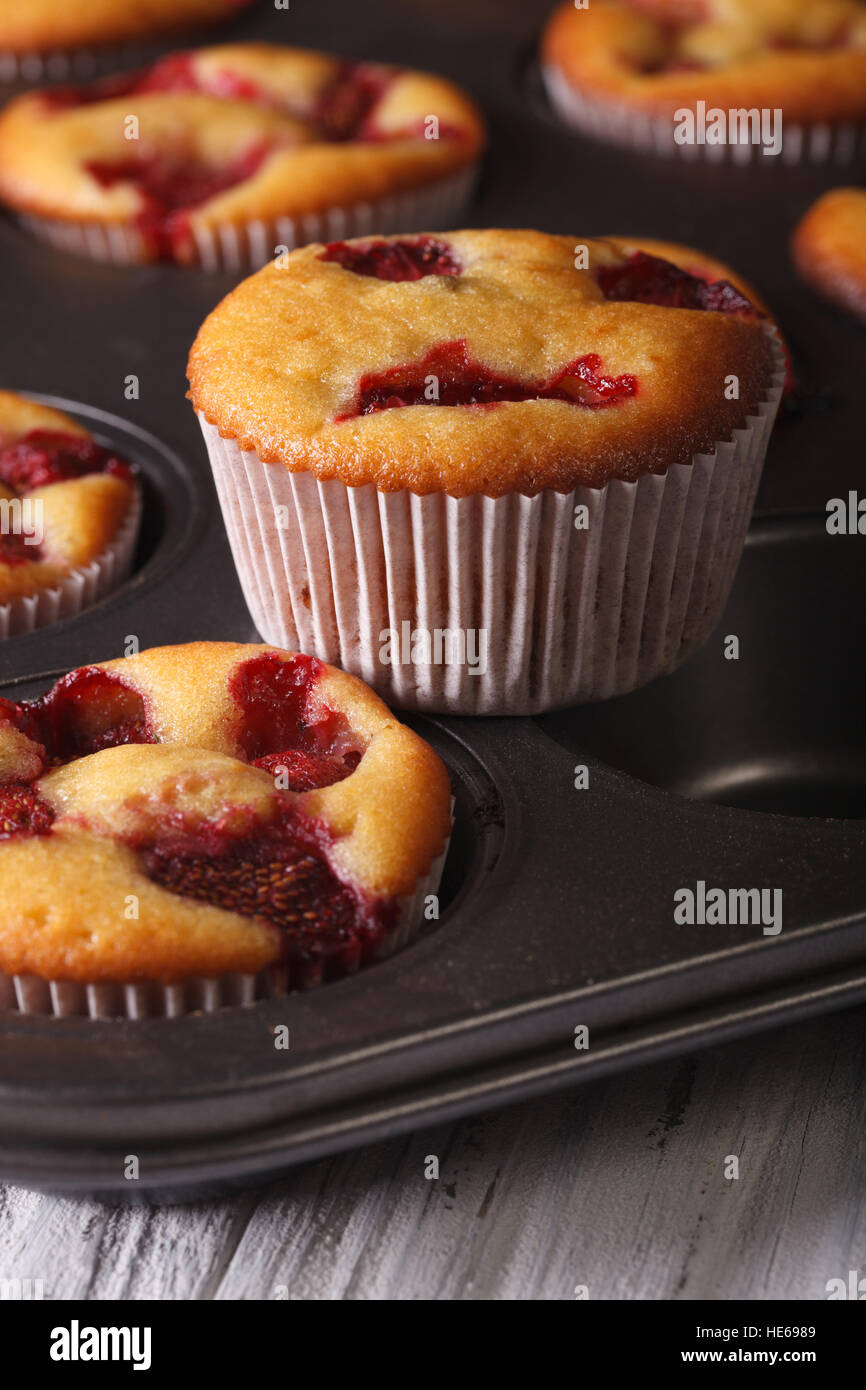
[0,0,864,1199]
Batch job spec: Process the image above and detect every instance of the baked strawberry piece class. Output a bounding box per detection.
[0,43,485,267]
[0,642,451,1017]
[0,390,139,635]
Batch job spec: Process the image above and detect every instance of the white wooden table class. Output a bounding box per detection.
[2,1002,862,1300]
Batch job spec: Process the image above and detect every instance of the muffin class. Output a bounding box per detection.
[188,228,785,715]
[0,641,452,1019]
[792,187,866,321]
[541,0,866,165]
[0,0,254,85]
[0,391,140,637]
[0,44,486,268]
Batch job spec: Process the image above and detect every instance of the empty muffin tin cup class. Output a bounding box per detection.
[198,332,786,716]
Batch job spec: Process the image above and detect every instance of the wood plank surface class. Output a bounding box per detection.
[2,1004,863,1300]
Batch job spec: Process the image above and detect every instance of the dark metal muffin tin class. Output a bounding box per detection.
[1,0,864,1199]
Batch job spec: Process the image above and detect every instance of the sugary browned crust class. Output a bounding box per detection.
[0,642,451,983]
[542,0,866,124]
[0,0,252,52]
[792,187,866,321]
[0,44,485,261]
[187,228,778,496]
[0,390,137,603]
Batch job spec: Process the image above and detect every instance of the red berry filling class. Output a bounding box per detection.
[3,654,361,785]
[43,53,270,109]
[0,695,24,725]
[230,652,356,765]
[0,430,133,492]
[132,52,200,95]
[85,143,273,256]
[0,650,383,978]
[597,251,795,393]
[0,782,54,839]
[44,56,392,142]
[312,62,392,141]
[0,429,132,568]
[135,52,269,103]
[252,748,360,791]
[336,338,638,420]
[42,52,465,150]
[141,809,392,986]
[319,236,461,281]
[14,668,154,765]
[0,531,41,566]
[596,251,755,315]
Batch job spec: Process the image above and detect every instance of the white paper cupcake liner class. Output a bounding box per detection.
[0,45,126,86]
[197,333,785,716]
[17,165,479,270]
[0,823,451,1020]
[0,485,141,639]
[542,62,866,167]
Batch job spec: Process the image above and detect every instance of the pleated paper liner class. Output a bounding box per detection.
[541,63,866,167]
[0,45,129,86]
[199,333,786,715]
[17,166,479,270]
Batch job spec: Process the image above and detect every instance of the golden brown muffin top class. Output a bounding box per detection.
[542,0,866,122]
[0,642,451,984]
[0,0,253,52]
[189,228,779,496]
